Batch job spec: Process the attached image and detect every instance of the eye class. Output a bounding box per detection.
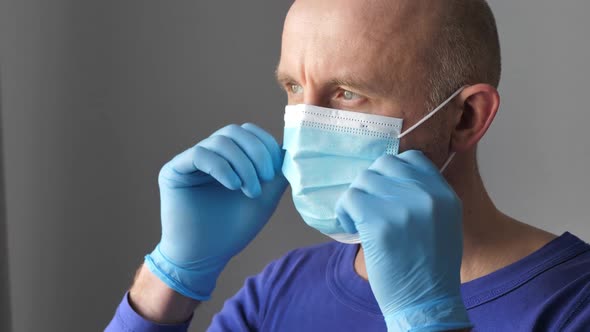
[342,90,360,101]
[289,83,303,95]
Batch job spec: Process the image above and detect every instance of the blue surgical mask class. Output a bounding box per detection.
[282,87,465,244]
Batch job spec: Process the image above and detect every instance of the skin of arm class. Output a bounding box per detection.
[129,264,200,324]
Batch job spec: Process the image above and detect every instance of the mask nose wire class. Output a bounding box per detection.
[396,86,468,139]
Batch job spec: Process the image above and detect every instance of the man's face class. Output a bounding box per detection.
[276,0,453,165]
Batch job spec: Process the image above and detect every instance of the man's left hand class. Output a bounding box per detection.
[335,150,472,331]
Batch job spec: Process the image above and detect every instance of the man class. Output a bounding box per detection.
[107,0,590,331]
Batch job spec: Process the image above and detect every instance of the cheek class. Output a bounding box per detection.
[286,94,304,106]
[398,121,433,152]
[397,123,450,165]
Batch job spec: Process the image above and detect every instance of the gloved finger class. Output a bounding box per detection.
[241,123,283,172]
[159,161,214,188]
[335,188,378,231]
[335,197,358,235]
[368,154,425,181]
[212,124,275,182]
[261,172,289,200]
[189,146,242,190]
[350,169,412,198]
[199,135,262,198]
[395,150,439,175]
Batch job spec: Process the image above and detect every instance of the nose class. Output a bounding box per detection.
[302,86,331,108]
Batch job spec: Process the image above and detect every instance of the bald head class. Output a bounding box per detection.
[426,0,501,109]
[279,0,501,112]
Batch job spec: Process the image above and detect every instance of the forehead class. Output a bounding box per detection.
[277,0,435,93]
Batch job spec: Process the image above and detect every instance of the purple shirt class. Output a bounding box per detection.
[106,232,590,331]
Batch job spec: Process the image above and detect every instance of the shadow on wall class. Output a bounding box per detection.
[0,77,13,332]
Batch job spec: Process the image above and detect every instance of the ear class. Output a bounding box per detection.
[450,84,500,152]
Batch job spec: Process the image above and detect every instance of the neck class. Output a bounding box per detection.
[354,151,556,283]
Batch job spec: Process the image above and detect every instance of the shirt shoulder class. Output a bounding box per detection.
[533,242,590,331]
[462,232,590,331]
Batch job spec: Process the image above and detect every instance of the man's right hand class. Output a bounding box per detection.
[144,123,287,301]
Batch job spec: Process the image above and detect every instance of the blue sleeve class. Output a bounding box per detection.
[105,292,191,332]
[207,260,281,332]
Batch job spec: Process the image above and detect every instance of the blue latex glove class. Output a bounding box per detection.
[145,123,287,300]
[335,150,472,332]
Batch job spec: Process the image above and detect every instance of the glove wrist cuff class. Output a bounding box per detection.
[384,296,472,332]
[144,245,225,301]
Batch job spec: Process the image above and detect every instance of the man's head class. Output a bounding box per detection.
[276,0,501,169]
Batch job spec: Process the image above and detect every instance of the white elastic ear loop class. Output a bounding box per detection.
[440,152,456,173]
[396,86,468,139]
[395,86,466,173]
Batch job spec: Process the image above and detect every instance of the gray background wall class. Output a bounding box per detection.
[0,1,588,331]
[0,81,11,332]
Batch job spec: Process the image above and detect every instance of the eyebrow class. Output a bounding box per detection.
[328,77,376,94]
[275,70,387,97]
[275,70,296,88]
